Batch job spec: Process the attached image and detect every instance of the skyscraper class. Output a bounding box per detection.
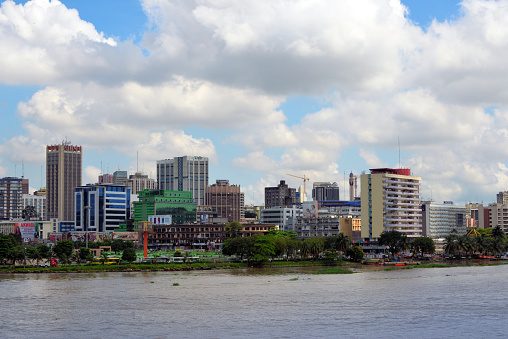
[312,182,340,201]
[156,156,209,206]
[46,143,82,221]
[360,168,421,239]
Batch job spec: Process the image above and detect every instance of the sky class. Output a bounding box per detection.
[1,0,508,206]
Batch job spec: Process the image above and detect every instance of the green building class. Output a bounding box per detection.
[133,190,196,224]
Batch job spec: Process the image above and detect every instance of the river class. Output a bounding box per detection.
[1,264,507,338]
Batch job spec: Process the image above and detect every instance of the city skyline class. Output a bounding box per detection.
[2,0,508,206]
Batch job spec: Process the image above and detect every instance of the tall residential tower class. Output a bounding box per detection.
[360,168,421,239]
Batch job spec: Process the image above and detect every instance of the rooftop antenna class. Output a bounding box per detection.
[101,161,103,175]
[137,151,139,173]
[15,164,16,177]
[22,158,24,178]
[398,136,401,169]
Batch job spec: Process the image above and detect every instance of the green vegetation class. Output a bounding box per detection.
[445,227,508,256]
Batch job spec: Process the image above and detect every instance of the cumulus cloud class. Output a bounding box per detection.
[3,0,508,205]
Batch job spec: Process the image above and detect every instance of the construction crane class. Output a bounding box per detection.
[286,174,310,202]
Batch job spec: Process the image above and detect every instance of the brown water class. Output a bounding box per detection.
[1,265,507,338]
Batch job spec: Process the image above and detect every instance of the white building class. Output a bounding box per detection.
[421,201,466,239]
[22,194,46,220]
[260,206,301,231]
[361,168,422,239]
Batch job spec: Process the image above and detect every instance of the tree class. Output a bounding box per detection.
[22,205,38,221]
[100,252,109,265]
[444,231,460,255]
[78,247,91,265]
[379,230,407,255]
[36,244,51,261]
[0,234,17,265]
[222,237,253,261]
[122,247,137,266]
[411,237,435,255]
[52,240,74,260]
[27,247,43,266]
[492,225,505,239]
[250,236,275,266]
[225,221,243,238]
[12,245,27,268]
[112,239,126,253]
[346,246,364,262]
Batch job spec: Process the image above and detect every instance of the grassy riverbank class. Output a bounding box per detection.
[1,259,506,274]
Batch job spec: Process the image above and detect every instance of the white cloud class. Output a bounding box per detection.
[84,165,101,184]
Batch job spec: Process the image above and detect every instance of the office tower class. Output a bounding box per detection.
[46,143,82,221]
[128,172,157,194]
[361,168,421,239]
[0,177,23,220]
[113,170,128,186]
[312,182,340,201]
[75,184,131,232]
[265,180,297,208]
[156,156,209,206]
[421,201,466,238]
[205,180,245,223]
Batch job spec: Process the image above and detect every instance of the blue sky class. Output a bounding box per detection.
[2,0,508,206]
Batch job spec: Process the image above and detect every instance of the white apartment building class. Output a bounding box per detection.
[421,201,466,239]
[22,194,46,220]
[260,206,301,231]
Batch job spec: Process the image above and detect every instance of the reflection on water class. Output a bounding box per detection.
[1,265,507,338]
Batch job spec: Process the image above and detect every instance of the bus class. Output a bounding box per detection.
[92,257,121,265]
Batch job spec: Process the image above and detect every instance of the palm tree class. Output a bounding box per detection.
[335,233,350,253]
[299,240,310,259]
[444,233,459,255]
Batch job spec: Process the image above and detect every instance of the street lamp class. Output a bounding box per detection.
[84,206,91,248]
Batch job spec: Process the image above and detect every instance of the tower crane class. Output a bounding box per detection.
[286,173,310,202]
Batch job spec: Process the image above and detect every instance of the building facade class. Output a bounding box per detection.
[0,177,23,220]
[22,194,46,221]
[75,184,131,233]
[312,182,340,201]
[128,172,157,194]
[133,190,196,224]
[113,170,128,186]
[260,206,301,231]
[46,143,82,221]
[205,180,245,223]
[421,201,466,239]
[157,156,209,206]
[361,168,422,239]
[487,203,508,233]
[265,180,297,209]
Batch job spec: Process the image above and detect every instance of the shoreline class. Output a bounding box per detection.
[1,259,507,275]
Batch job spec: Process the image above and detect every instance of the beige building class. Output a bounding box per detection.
[205,180,244,223]
[361,168,421,239]
[128,172,157,194]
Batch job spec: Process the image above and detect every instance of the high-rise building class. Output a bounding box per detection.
[75,184,131,233]
[128,172,157,194]
[156,156,209,206]
[361,168,422,239]
[0,177,23,220]
[46,143,82,221]
[497,191,508,204]
[205,180,244,223]
[113,170,128,186]
[312,182,340,201]
[21,178,29,195]
[265,180,297,209]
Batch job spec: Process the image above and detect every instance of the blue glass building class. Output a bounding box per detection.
[75,184,131,233]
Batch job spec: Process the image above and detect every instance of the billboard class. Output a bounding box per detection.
[16,222,37,241]
[302,201,318,218]
[149,215,172,225]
